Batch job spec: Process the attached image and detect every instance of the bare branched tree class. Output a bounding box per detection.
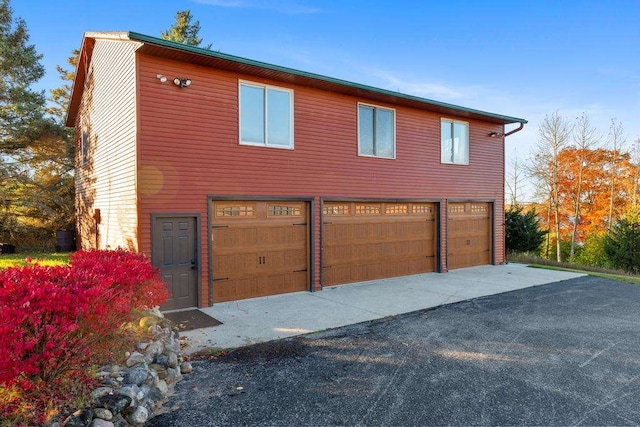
[569,113,601,260]
[528,111,572,262]
[505,149,524,208]
[607,118,626,229]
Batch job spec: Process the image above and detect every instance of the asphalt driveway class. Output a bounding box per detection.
[150,276,640,426]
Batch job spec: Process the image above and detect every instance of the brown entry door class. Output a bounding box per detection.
[447,202,492,270]
[211,201,309,302]
[323,201,437,286]
[153,216,198,310]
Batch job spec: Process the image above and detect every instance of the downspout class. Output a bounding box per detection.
[503,121,526,263]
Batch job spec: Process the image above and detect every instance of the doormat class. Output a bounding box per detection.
[164,310,222,332]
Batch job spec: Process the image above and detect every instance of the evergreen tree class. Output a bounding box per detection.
[0,0,45,152]
[161,10,211,49]
[505,205,547,254]
[0,0,49,244]
[603,210,640,274]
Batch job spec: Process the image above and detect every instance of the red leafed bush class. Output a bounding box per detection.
[0,249,168,425]
[70,249,169,328]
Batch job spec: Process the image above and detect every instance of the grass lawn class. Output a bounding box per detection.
[508,252,640,286]
[0,252,71,269]
[528,264,640,285]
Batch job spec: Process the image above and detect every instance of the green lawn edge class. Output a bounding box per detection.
[0,252,70,268]
[527,264,640,285]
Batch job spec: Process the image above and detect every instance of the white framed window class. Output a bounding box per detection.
[441,119,469,165]
[358,103,395,159]
[239,81,293,149]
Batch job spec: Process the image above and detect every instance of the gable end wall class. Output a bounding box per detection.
[75,39,141,250]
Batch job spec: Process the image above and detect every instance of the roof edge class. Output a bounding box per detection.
[127,31,527,125]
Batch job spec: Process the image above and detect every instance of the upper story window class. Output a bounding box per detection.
[441,119,469,165]
[239,81,293,149]
[358,104,395,159]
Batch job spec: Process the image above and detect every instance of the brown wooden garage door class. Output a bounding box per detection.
[447,202,492,270]
[323,201,437,286]
[211,200,309,302]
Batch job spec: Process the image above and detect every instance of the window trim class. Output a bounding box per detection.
[357,102,396,159]
[238,80,294,150]
[440,118,469,165]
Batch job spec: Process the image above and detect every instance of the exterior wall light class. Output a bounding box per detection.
[489,131,504,138]
[173,78,192,88]
[156,74,167,83]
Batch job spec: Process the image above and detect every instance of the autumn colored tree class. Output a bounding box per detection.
[556,147,635,242]
[632,137,640,208]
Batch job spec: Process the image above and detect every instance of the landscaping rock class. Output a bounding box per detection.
[64,408,93,427]
[67,308,191,426]
[93,408,113,421]
[166,367,182,383]
[139,315,162,329]
[118,385,140,406]
[165,336,181,354]
[145,340,164,357]
[147,386,165,402]
[125,352,146,368]
[111,414,129,427]
[91,418,114,427]
[154,353,169,366]
[180,361,193,374]
[123,367,148,386]
[91,387,113,400]
[95,394,132,415]
[128,406,149,425]
[155,379,169,395]
[149,324,162,336]
[167,351,178,368]
[149,363,167,379]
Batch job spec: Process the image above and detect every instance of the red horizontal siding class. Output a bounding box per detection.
[137,54,506,305]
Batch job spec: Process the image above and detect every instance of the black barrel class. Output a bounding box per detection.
[55,230,76,252]
[0,243,15,254]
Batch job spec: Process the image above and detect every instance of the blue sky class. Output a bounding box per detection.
[14,0,640,200]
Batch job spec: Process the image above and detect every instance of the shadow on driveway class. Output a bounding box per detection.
[150,277,640,426]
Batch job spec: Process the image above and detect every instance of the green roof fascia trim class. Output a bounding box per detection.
[128,31,527,125]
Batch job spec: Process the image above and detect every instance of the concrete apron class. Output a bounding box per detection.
[183,263,585,354]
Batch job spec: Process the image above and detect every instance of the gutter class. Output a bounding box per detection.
[504,122,525,137]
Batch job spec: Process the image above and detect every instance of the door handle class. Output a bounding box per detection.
[191,258,197,269]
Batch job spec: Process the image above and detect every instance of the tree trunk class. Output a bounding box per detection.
[570,157,584,260]
[608,174,616,229]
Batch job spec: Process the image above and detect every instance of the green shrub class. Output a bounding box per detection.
[576,233,611,268]
[505,205,547,254]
